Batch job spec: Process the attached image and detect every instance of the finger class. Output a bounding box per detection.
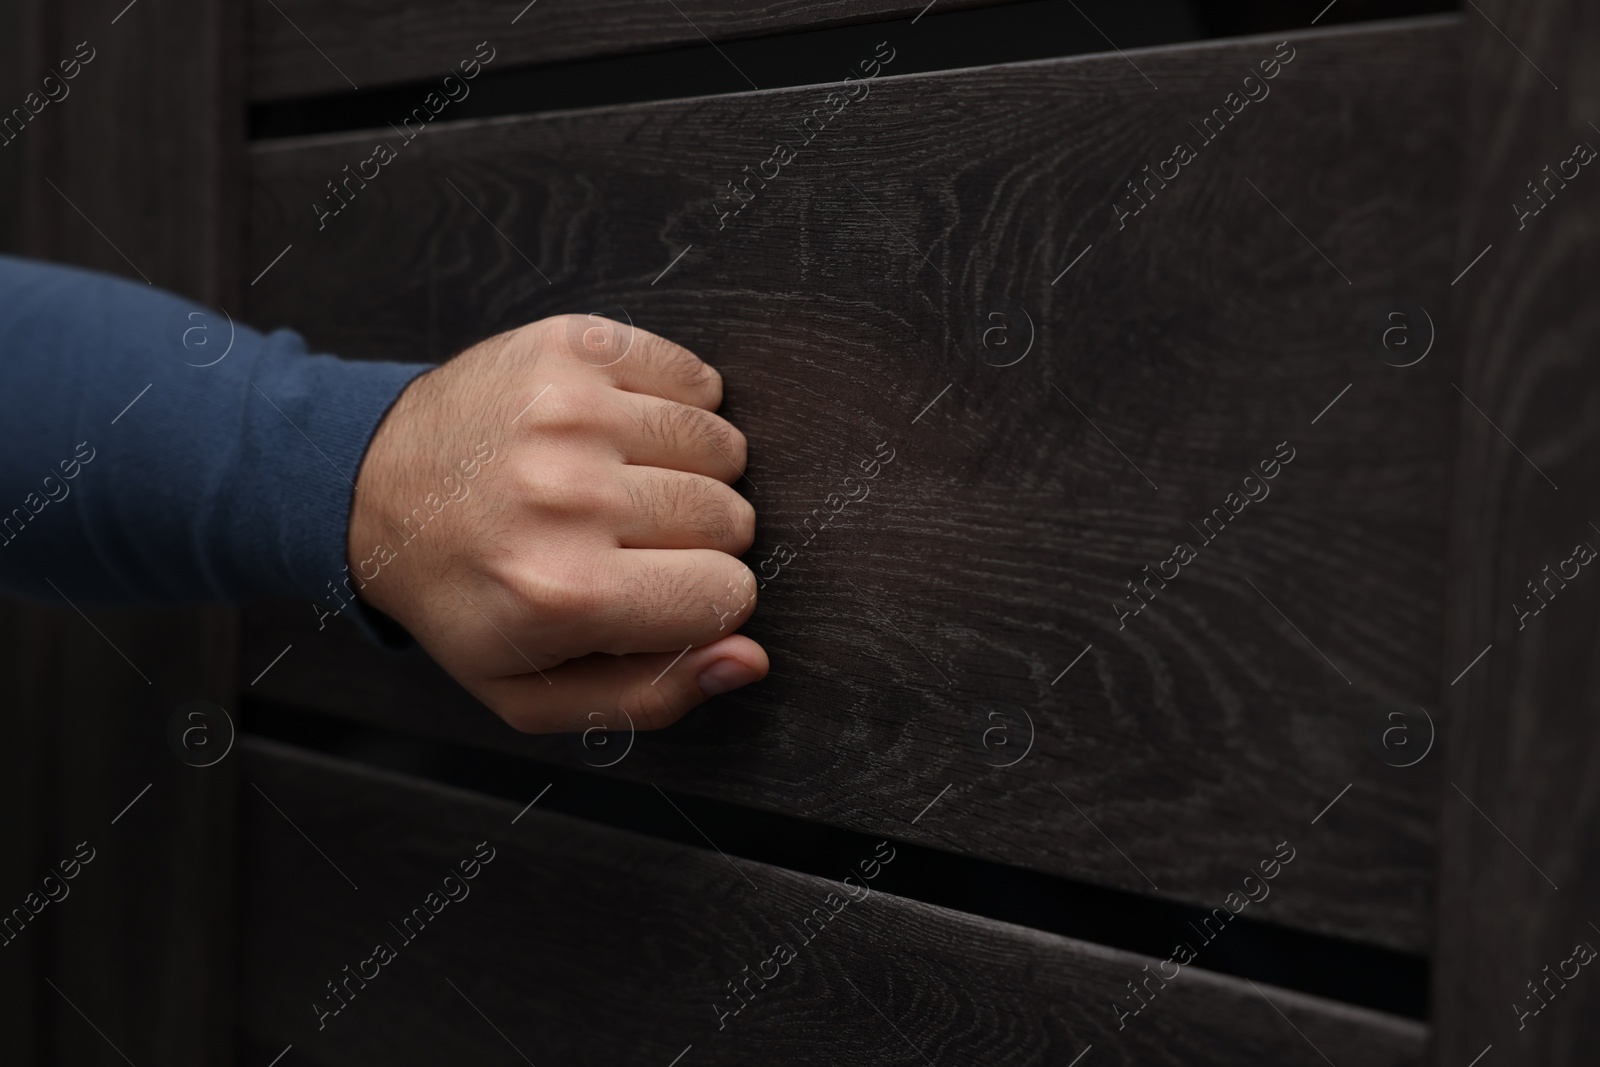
[613,467,756,554]
[478,634,769,734]
[611,391,748,482]
[579,319,723,410]
[526,548,756,656]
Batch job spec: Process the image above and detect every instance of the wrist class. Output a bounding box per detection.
[345,366,436,625]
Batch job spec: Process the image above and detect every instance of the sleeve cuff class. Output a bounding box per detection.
[241,336,433,648]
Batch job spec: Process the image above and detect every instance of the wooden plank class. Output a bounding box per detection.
[1432,1,1600,1064]
[243,20,1460,952]
[0,605,239,1066]
[17,0,243,297]
[239,737,1428,1065]
[246,0,1020,101]
[0,0,243,1064]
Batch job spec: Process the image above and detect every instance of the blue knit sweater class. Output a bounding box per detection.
[0,255,432,609]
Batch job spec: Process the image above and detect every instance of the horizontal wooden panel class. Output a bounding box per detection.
[238,739,1427,1065]
[243,20,1459,951]
[246,0,1016,100]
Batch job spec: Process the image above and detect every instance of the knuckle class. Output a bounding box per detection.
[722,423,749,471]
[642,403,745,473]
[508,317,563,359]
[642,556,695,604]
[709,562,758,632]
[639,474,746,550]
[690,484,742,550]
[511,560,597,625]
[558,313,634,366]
[635,401,674,445]
[639,399,697,446]
[731,562,759,611]
[695,361,725,405]
[536,313,582,344]
[624,471,675,526]
[528,379,606,434]
[640,334,721,399]
[611,560,707,648]
[686,408,731,454]
[516,461,609,516]
[729,495,757,553]
[692,497,735,548]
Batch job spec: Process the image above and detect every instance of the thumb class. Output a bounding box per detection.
[476,634,769,735]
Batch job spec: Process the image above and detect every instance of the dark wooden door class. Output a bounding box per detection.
[237,7,1453,1065]
[1434,0,1600,1062]
[0,1,241,1063]
[3,1,1596,1064]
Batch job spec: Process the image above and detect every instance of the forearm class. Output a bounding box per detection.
[0,254,431,606]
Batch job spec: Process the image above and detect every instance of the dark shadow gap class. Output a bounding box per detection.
[248,0,1454,140]
[241,698,1431,1021]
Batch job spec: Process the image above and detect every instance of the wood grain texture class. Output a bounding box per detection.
[246,0,1016,101]
[1433,0,1600,1064]
[0,604,241,1067]
[18,2,243,299]
[239,738,1428,1065]
[243,20,1461,952]
[0,0,243,1063]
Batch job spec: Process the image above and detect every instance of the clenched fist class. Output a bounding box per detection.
[346,315,766,733]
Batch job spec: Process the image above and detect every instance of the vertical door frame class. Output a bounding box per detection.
[0,0,244,1063]
[1435,0,1600,1064]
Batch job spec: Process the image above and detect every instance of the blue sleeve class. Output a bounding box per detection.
[0,254,434,613]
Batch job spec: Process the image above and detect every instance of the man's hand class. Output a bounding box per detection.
[346,315,766,733]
